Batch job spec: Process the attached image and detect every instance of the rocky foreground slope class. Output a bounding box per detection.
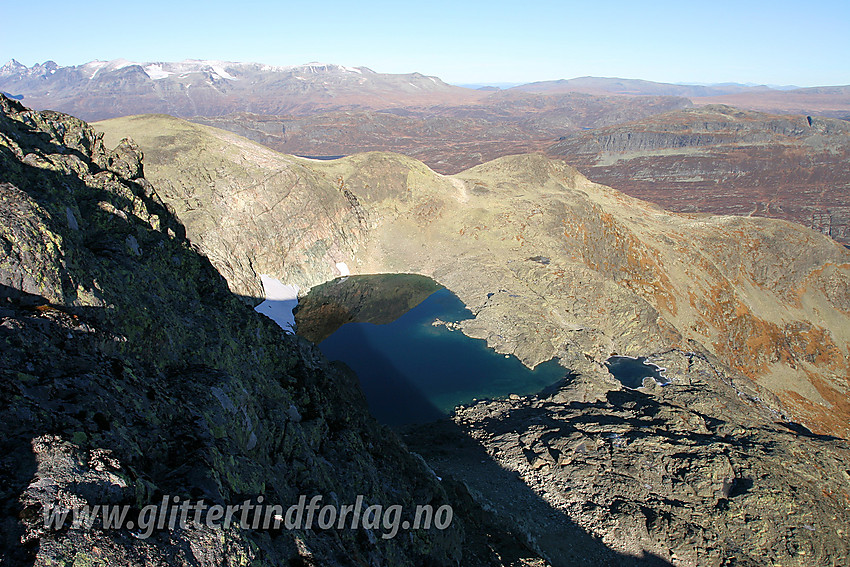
[0,95,570,565]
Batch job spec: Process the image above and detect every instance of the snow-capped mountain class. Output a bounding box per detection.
[0,59,475,120]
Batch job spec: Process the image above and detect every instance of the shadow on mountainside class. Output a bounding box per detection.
[0,280,671,567]
[287,306,670,564]
[401,416,673,566]
[0,111,460,565]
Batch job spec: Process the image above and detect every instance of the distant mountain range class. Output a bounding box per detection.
[0,59,480,120]
[509,76,777,97]
[3,58,849,251]
[2,59,848,121]
[510,77,850,119]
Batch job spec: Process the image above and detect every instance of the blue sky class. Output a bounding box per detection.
[2,0,848,86]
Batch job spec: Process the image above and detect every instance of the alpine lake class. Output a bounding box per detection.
[294,274,569,425]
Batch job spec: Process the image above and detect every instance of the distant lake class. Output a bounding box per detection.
[296,275,568,425]
[295,155,346,161]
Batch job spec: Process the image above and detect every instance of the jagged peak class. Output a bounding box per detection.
[32,60,59,71]
[0,59,27,76]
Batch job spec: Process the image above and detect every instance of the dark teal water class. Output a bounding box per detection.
[318,287,568,425]
[604,356,668,389]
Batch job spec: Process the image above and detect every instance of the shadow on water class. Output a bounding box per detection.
[289,276,672,564]
[301,307,671,563]
[322,322,446,425]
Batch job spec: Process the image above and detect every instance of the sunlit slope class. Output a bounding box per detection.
[96,115,850,437]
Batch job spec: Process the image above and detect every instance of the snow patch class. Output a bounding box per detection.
[259,63,297,72]
[106,59,137,71]
[254,275,299,333]
[144,64,173,80]
[81,59,138,79]
[83,61,109,80]
[209,64,238,80]
[335,262,350,276]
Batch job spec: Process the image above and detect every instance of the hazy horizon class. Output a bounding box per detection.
[1,0,847,88]
[1,58,842,91]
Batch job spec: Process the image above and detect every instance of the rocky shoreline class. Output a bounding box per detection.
[404,349,850,566]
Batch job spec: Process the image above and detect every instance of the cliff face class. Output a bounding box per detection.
[0,96,472,565]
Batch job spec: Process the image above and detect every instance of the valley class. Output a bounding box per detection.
[5,59,848,246]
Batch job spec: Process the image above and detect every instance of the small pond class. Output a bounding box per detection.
[605,356,669,389]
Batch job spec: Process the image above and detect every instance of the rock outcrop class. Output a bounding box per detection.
[404,349,850,565]
[294,273,442,344]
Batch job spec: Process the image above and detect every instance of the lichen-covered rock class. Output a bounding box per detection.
[404,349,850,566]
[0,94,477,566]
